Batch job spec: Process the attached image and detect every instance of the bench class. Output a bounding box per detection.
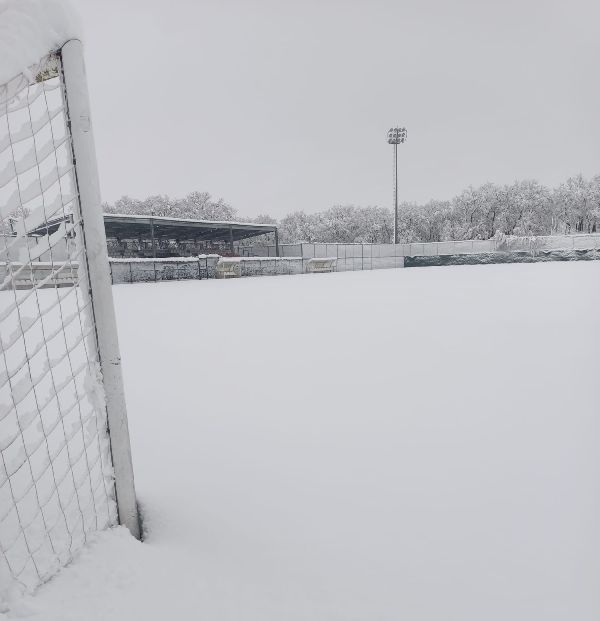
[305,257,337,273]
[216,259,241,278]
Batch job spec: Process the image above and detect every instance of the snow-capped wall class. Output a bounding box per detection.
[0,0,81,85]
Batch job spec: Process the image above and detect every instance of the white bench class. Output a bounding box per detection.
[305,257,337,273]
[216,259,241,278]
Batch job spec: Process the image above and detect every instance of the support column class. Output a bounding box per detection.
[393,142,398,244]
[150,218,156,258]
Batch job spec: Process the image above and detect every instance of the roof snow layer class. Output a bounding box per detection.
[0,0,81,85]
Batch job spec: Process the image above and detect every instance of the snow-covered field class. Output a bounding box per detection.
[18,263,600,620]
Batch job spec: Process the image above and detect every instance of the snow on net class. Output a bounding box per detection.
[0,53,116,597]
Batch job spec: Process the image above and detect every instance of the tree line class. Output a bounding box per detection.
[103,174,600,245]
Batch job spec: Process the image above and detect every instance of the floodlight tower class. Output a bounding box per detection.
[387,127,407,244]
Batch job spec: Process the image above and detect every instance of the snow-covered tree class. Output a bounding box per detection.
[552,175,600,234]
[102,173,599,245]
[279,211,320,243]
[103,192,237,221]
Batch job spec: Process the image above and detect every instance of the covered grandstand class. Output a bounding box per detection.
[104,214,279,258]
[27,213,279,258]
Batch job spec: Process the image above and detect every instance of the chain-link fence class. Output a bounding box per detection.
[244,234,600,266]
[250,234,600,259]
[241,242,405,271]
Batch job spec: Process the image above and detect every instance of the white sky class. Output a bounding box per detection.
[76,0,600,218]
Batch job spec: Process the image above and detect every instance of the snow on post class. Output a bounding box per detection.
[0,0,81,85]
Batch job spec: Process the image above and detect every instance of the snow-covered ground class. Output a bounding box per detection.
[18,263,600,620]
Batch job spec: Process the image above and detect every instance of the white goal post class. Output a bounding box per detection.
[0,39,139,598]
[60,40,139,539]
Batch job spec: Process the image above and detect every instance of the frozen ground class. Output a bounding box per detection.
[16,262,600,620]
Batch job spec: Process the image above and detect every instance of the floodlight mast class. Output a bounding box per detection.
[387,127,407,244]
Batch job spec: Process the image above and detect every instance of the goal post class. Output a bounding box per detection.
[60,40,140,541]
[0,38,139,600]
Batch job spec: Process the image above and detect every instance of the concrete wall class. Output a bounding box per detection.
[109,256,219,284]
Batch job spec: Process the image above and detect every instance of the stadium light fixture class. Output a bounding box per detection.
[387,127,407,244]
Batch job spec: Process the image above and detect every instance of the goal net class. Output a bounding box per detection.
[0,41,138,598]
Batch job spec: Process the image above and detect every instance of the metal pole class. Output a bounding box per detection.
[393,142,398,244]
[274,229,280,257]
[61,40,140,540]
[229,225,234,255]
[150,218,156,258]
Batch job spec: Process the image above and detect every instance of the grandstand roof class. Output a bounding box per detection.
[28,213,277,242]
[103,213,277,242]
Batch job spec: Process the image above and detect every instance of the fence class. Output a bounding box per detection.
[243,243,405,271]
[12,234,600,289]
[0,234,70,263]
[110,232,600,285]
[246,233,600,264]
[0,262,79,289]
[0,40,138,603]
[109,256,340,283]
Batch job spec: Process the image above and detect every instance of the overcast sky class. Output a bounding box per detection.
[76,0,600,219]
